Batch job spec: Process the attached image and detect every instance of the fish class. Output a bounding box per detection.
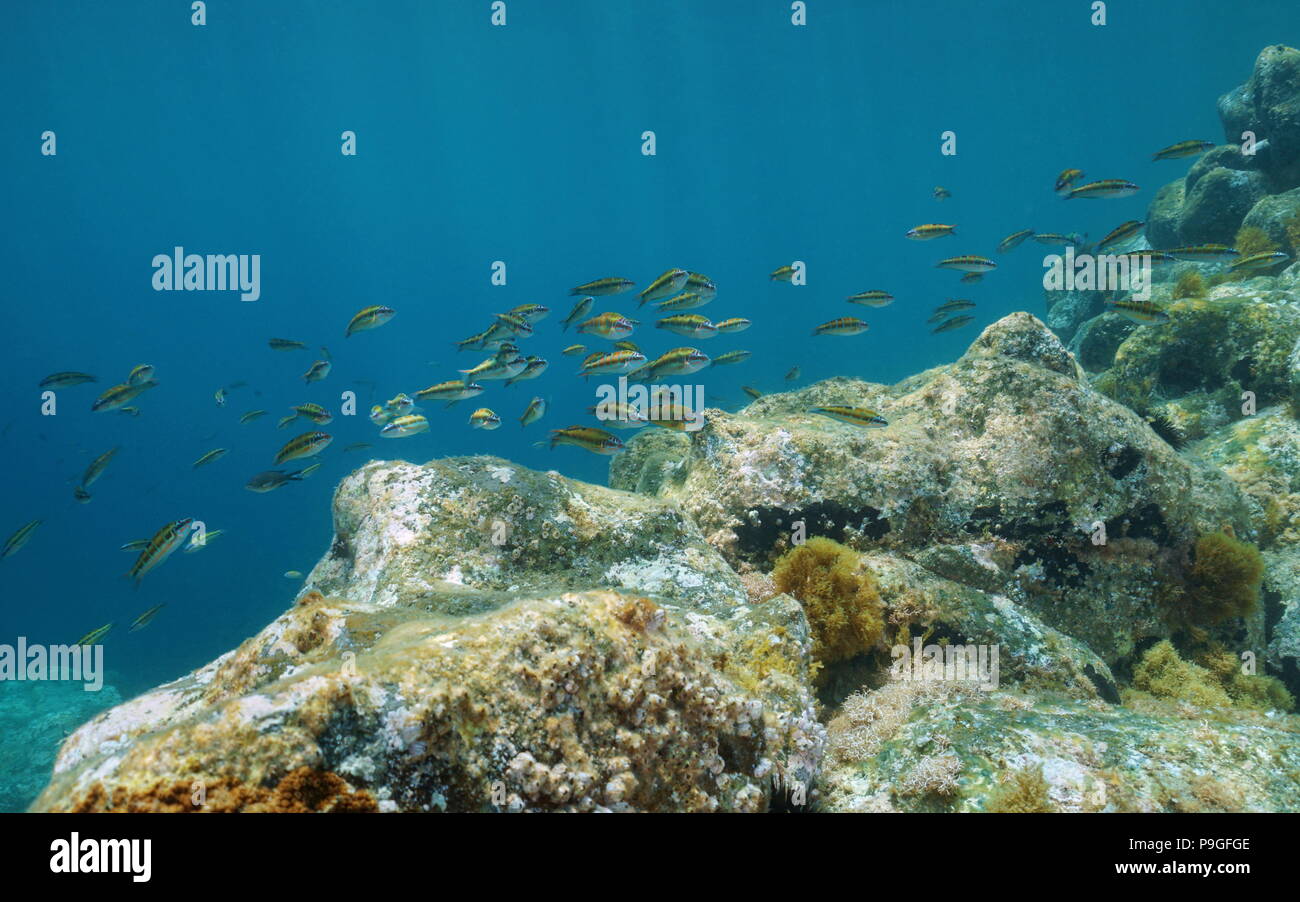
[1228,251,1291,272]
[960,273,983,284]
[713,317,752,333]
[1130,251,1178,266]
[292,403,333,425]
[239,410,268,424]
[711,349,753,366]
[847,290,894,308]
[469,408,502,430]
[460,354,528,381]
[343,442,372,452]
[656,314,718,339]
[549,426,626,455]
[571,277,635,296]
[506,303,551,324]
[454,326,499,352]
[127,517,194,585]
[75,623,113,646]
[127,364,155,386]
[1152,140,1215,161]
[742,386,762,400]
[521,397,547,428]
[1066,179,1140,200]
[561,297,595,332]
[906,223,956,240]
[576,312,638,339]
[303,360,332,383]
[91,380,157,412]
[39,372,97,388]
[933,186,951,201]
[812,317,869,337]
[645,347,711,377]
[785,367,801,382]
[997,230,1035,253]
[685,272,718,299]
[245,469,305,492]
[577,349,647,377]
[128,604,165,632]
[214,387,227,407]
[493,312,534,338]
[638,269,689,306]
[2,520,41,559]
[644,404,702,432]
[613,341,641,353]
[653,292,709,312]
[1107,299,1170,325]
[414,380,485,405]
[80,446,120,489]
[277,415,297,429]
[931,315,974,333]
[1162,244,1240,262]
[561,344,587,356]
[120,539,150,552]
[588,402,649,429]
[346,305,396,337]
[1096,220,1146,251]
[770,265,797,282]
[810,406,888,428]
[936,255,997,273]
[73,487,92,504]
[268,338,307,351]
[505,356,549,386]
[274,431,333,465]
[933,299,976,315]
[380,414,430,438]
[182,528,224,553]
[1054,169,1084,196]
[299,463,322,479]
[284,571,303,580]
[1031,233,1083,247]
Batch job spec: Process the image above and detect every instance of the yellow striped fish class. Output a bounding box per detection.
[549,426,626,455]
[936,255,997,273]
[274,431,333,465]
[638,269,688,306]
[1066,179,1140,200]
[906,223,956,240]
[75,623,114,646]
[810,406,888,428]
[570,277,634,296]
[2,520,41,559]
[1152,140,1214,161]
[127,518,193,585]
[576,312,637,339]
[345,305,396,337]
[812,317,869,336]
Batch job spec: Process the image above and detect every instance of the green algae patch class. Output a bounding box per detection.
[1181,531,1264,626]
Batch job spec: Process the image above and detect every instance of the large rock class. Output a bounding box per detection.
[616,314,1258,664]
[1218,45,1300,192]
[1145,179,1185,249]
[31,458,824,812]
[1177,166,1268,246]
[1241,187,1300,257]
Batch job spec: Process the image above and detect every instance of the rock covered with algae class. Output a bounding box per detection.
[31,458,823,812]
[615,313,1257,665]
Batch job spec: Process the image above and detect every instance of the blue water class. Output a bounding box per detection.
[0,0,1294,773]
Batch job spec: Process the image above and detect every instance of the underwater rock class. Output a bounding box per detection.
[821,681,1300,812]
[1218,44,1300,193]
[1185,144,1258,194]
[1145,179,1185,250]
[627,313,1256,664]
[1067,310,1134,372]
[1045,284,1109,347]
[1177,166,1269,246]
[1241,187,1300,256]
[31,458,823,812]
